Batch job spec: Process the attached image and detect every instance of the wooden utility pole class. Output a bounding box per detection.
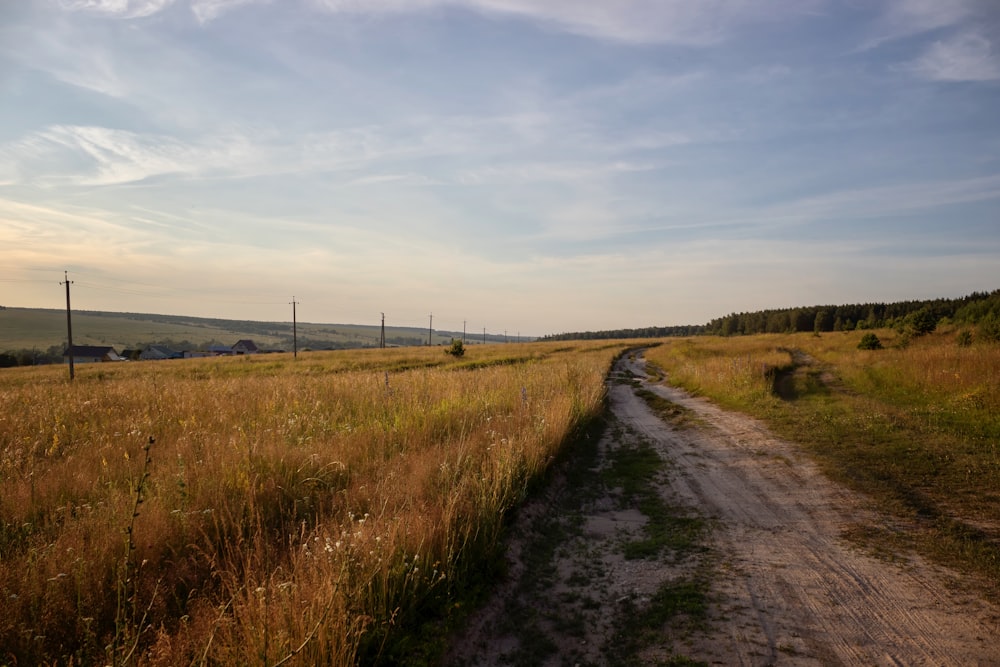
[61,271,74,380]
[290,297,298,358]
[380,313,385,349]
[428,313,433,346]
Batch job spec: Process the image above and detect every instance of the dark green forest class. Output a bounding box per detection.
[543,290,1000,342]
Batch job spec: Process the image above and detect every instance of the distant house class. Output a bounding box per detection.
[63,345,124,363]
[140,345,181,361]
[120,349,141,361]
[232,339,259,355]
[207,345,233,356]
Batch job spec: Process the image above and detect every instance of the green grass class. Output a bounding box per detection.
[645,331,1000,599]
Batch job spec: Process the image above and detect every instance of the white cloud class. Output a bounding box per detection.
[190,0,264,24]
[59,0,176,19]
[909,31,1000,81]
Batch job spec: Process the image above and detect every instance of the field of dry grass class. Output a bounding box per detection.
[0,341,631,665]
[645,328,1000,596]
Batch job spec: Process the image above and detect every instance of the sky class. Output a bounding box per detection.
[1,0,998,336]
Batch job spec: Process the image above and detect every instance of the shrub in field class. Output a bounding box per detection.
[905,307,938,336]
[857,333,883,350]
[446,338,465,357]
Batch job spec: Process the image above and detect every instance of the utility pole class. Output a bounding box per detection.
[428,313,433,346]
[463,320,466,344]
[290,297,298,359]
[483,327,486,345]
[60,271,74,381]
[380,313,385,349]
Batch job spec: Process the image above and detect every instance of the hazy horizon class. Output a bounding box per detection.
[2,1,999,336]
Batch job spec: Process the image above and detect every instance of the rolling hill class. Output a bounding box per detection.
[0,307,508,358]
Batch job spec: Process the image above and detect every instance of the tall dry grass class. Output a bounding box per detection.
[0,341,625,665]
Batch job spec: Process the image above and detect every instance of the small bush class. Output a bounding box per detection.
[858,333,883,350]
[446,338,465,357]
[957,330,973,347]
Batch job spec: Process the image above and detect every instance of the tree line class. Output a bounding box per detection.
[705,290,999,337]
[541,324,706,342]
[540,290,1000,342]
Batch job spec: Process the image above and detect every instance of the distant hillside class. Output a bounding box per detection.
[0,307,512,364]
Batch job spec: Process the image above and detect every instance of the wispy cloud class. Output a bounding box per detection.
[908,31,1000,81]
[309,0,823,45]
[1,126,261,185]
[859,0,974,50]
[764,174,1000,224]
[16,21,130,98]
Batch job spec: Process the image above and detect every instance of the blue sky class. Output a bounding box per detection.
[1,0,998,335]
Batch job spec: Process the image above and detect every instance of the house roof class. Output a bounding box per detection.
[64,345,119,357]
[232,339,259,351]
[144,345,178,356]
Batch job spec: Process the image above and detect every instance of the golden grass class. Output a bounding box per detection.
[0,341,628,665]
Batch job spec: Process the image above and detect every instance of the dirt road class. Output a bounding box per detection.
[447,351,1000,666]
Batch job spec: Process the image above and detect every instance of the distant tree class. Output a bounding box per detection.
[979,313,1000,342]
[906,307,937,336]
[814,310,832,333]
